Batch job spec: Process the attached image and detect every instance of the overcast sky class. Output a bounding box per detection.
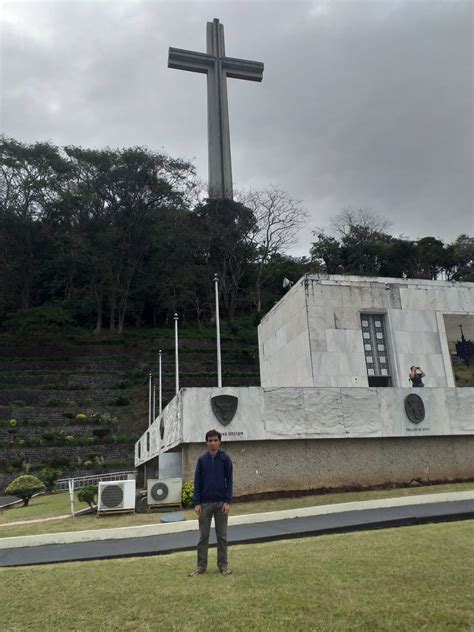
[1,0,472,255]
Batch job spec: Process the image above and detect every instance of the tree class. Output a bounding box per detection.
[77,484,98,512]
[5,475,45,506]
[239,186,307,312]
[196,198,257,322]
[414,236,447,280]
[311,209,393,276]
[445,235,474,281]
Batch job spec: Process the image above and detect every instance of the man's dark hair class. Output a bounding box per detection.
[205,429,222,441]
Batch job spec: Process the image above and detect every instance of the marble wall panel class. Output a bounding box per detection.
[446,389,474,433]
[181,387,266,443]
[303,388,345,436]
[311,352,343,377]
[341,388,382,436]
[263,387,305,438]
[332,307,362,330]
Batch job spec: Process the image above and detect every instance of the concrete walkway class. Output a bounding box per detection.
[0,491,472,567]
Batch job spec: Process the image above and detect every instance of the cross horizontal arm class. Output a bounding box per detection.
[168,47,215,74]
[222,57,264,82]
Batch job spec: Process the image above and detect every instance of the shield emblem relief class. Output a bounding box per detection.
[211,395,238,426]
[404,394,425,424]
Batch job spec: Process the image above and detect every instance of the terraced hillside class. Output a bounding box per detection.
[0,329,260,491]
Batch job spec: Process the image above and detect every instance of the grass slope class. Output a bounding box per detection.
[1,521,473,631]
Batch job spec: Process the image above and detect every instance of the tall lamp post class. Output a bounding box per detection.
[159,349,163,415]
[148,372,153,427]
[214,273,222,387]
[174,313,180,395]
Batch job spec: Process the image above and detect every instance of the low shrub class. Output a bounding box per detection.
[83,460,93,468]
[181,481,194,508]
[46,398,66,407]
[63,411,75,419]
[10,400,26,408]
[9,418,17,427]
[65,435,75,443]
[38,467,62,493]
[92,427,111,439]
[76,413,87,422]
[50,455,70,468]
[42,431,56,441]
[77,484,98,511]
[109,396,130,407]
[5,475,45,506]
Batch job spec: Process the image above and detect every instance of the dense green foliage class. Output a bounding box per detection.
[181,480,194,508]
[1,138,471,336]
[311,209,473,280]
[5,474,46,506]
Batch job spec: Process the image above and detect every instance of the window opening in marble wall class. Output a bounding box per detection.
[360,314,392,386]
[443,314,474,387]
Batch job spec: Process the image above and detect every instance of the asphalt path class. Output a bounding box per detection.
[0,499,472,567]
[0,496,20,508]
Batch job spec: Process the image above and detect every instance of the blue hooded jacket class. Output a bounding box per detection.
[193,449,233,505]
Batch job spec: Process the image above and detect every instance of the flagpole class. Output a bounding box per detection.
[159,349,163,415]
[214,273,222,387]
[148,372,152,427]
[174,313,179,395]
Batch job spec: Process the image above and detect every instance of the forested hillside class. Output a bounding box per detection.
[1,137,472,337]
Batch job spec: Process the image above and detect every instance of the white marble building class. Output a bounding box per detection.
[259,276,474,389]
[135,275,474,494]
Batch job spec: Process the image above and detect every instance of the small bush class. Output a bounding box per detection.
[181,481,194,508]
[65,435,75,442]
[42,431,56,441]
[75,413,87,422]
[46,398,66,407]
[63,411,75,419]
[9,418,17,427]
[38,467,62,493]
[77,484,98,511]
[109,395,130,406]
[92,427,111,439]
[83,460,93,468]
[5,475,45,506]
[10,400,26,408]
[100,413,118,426]
[50,455,70,468]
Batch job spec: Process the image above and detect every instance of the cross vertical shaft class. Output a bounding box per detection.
[168,18,264,200]
[206,19,232,199]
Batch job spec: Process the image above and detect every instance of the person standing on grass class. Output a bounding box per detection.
[188,429,233,576]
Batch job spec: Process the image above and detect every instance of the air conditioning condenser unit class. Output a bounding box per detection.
[147,477,182,508]
[98,479,136,514]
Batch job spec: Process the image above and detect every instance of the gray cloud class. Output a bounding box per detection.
[1,0,472,255]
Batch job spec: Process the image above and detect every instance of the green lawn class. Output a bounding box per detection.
[1,521,472,631]
[1,481,473,539]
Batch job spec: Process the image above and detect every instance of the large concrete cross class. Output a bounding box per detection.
[168,18,264,200]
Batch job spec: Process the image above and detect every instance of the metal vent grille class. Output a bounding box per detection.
[150,482,169,502]
[101,484,124,508]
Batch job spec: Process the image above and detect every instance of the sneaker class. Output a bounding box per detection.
[188,568,205,576]
[220,568,233,575]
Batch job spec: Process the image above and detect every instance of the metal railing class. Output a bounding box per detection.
[56,470,136,491]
